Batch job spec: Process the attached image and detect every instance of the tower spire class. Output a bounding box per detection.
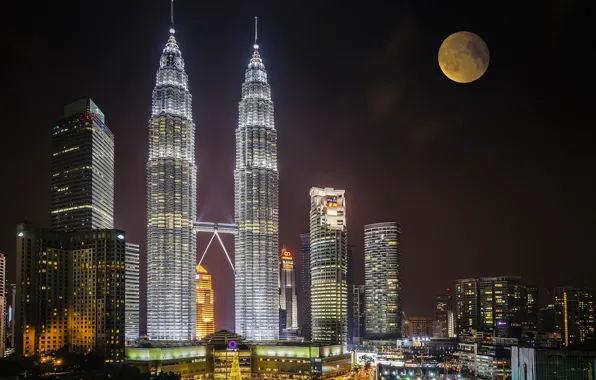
[253,16,258,50]
[170,0,175,34]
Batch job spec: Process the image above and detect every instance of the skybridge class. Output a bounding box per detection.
[193,221,238,272]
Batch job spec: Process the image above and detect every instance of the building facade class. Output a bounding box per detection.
[436,289,453,338]
[554,286,596,347]
[407,317,434,338]
[196,265,215,339]
[125,242,140,341]
[352,285,365,345]
[364,222,402,339]
[51,98,114,232]
[299,233,311,341]
[309,188,347,344]
[16,222,70,357]
[15,222,126,360]
[234,38,279,341]
[0,253,5,357]
[280,248,298,333]
[146,28,197,341]
[455,277,532,339]
[511,346,596,380]
[69,230,126,360]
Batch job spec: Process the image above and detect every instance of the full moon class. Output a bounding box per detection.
[438,31,489,83]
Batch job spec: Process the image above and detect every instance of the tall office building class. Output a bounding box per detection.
[352,285,365,345]
[554,286,596,347]
[0,253,5,357]
[524,285,539,332]
[299,233,312,341]
[196,265,215,339]
[69,230,126,360]
[234,29,279,341]
[364,222,402,339]
[455,277,530,339]
[146,27,197,341]
[279,248,298,331]
[125,243,140,341]
[309,187,347,344]
[436,289,453,338]
[51,98,114,232]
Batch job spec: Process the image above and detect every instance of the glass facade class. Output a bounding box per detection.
[309,188,347,344]
[364,222,402,339]
[234,42,279,340]
[146,29,197,341]
[125,242,140,341]
[299,233,311,341]
[51,98,114,232]
[512,346,596,380]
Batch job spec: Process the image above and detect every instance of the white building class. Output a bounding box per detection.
[125,243,140,341]
[364,222,402,339]
[146,27,197,341]
[234,28,279,341]
[309,187,347,344]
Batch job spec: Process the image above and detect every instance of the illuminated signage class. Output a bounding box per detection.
[227,340,238,350]
[326,196,339,208]
[281,249,293,260]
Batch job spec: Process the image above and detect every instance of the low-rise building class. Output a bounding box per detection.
[125,330,350,379]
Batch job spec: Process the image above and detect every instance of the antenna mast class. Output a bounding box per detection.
[254,16,258,48]
[170,0,175,28]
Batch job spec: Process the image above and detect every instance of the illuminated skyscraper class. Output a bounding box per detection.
[436,289,453,338]
[0,253,5,357]
[364,222,402,339]
[554,286,596,347]
[51,98,114,232]
[279,248,298,332]
[146,26,197,341]
[234,21,279,340]
[309,187,347,344]
[125,243,140,341]
[196,265,215,339]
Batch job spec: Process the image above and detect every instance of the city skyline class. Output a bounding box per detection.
[1,0,594,332]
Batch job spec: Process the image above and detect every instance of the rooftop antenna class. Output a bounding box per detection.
[253,16,258,49]
[170,0,175,34]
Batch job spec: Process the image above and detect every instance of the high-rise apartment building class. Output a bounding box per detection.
[16,222,126,360]
[299,233,311,341]
[309,187,347,344]
[554,286,596,347]
[455,277,531,338]
[51,98,114,232]
[364,222,402,339]
[69,230,126,360]
[16,222,70,357]
[234,32,279,341]
[279,248,298,333]
[125,243,140,341]
[352,285,365,345]
[196,265,215,339]
[146,28,197,341]
[0,253,5,357]
[436,289,453,338]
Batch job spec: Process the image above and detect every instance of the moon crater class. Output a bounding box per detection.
[438,31,490,83]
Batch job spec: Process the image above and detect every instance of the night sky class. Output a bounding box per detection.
[1,0,594,333]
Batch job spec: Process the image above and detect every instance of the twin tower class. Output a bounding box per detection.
[146,23,278,341]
